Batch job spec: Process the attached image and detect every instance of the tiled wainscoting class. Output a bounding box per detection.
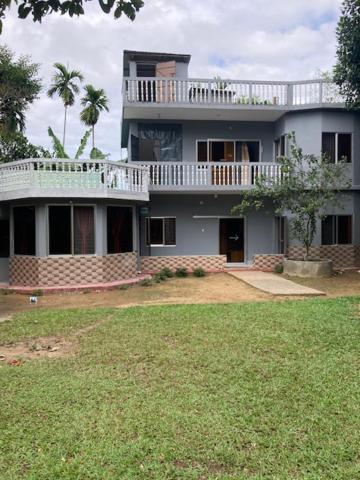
[253,254,285,271]
[141,255,227,273]
[9,252,138,287]
[287,245,360,270]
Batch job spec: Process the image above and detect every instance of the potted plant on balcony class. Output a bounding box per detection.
[189,76,235,103]
[231,132,351,277]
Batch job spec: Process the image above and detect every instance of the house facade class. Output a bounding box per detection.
[0,49,359,288]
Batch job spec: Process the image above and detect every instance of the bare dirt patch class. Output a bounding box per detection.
[0,336,75,363]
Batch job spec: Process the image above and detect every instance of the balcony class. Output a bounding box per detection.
[123,77,345,121]
[0,159,149,202]
[143,162,283,192]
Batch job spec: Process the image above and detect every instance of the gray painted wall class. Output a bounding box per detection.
[140,192,359,261]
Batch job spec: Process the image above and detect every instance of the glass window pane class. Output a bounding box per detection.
[338,134,352,163]
[0,220,10,258]
[236,141,259,162]
[14,206,36,255]
[197,141,208,162]
[49,206,71,255]
[74,207,95,255]
[164,218,176,245]
[321,216,334,245]
[148,218,163,245]
[107,207,133,254]
[337,215,352,244]
[131,135,139,162]
[322,133,336,163]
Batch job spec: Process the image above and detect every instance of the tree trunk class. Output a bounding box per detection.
[92,126,95,149]
[63,105,67,148]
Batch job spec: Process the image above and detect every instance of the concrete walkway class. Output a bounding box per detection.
[228,271,325,296]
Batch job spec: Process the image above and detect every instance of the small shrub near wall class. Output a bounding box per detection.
[193,267,206,277]
[175,267,188,278]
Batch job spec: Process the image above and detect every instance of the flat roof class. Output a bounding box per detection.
[123,50,191,76]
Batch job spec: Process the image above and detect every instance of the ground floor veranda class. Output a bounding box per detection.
[0,194,359,288]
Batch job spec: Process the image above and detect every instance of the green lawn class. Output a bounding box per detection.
[1,298,360,479]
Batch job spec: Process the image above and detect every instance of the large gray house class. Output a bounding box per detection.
[0,49,359,288]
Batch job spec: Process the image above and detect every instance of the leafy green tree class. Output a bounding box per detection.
[80,84,109,149]
[0,0,144,34]
[0,132,50,163]
[47,63,84,149]
[0,45,41,133]
[334,0,360,109]
[231,133,351,259]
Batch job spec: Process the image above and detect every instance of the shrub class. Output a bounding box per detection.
[160,267,174,278]
[31,289,43,297]
[193,267,206,277]
[118,284,130,291]
[175,267,188,278]
[274,263,284,274]
[154,272,167,282]
[139,278,153,287]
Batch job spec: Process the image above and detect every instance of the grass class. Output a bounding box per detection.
[1,298,360,479]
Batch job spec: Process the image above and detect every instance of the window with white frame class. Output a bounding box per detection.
[322,133,352,163]
[321,215,352,245]
[196,139,260,163]
[48,205,95,255]
[146,217,176,246]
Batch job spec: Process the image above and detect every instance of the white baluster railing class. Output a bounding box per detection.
[124,77,344,107]
[0,159,149,197]
[141,162,283,188]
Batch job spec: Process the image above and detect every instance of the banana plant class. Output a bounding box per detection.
[48,127,92,159]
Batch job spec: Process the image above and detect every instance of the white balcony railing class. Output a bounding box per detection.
[0,159,149,198]
[142,162,283,188]
[124,77,345,107]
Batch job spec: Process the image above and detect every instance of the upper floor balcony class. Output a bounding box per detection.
[0,159,149,202]
[123,77,345,122]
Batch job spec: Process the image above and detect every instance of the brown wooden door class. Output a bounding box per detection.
[220,219,244,263]
[156,61,176,102]
[212,141,234,185]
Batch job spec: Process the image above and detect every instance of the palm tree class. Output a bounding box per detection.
[80,85,109,149]
[47,63,84,148]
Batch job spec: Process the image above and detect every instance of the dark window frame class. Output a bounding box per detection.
[13,206,36,256]
[47,204,95,256]
[274,134,287,160]
[146,217,176,246]
[321,215,352,245]
[322,132,352,163]
[107,206,134,254]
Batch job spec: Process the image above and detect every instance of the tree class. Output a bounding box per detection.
[231,133,351,259]
[0,131,50,163]
[334,0,360,109]
[0,0,144,34]
[80,84,109,149]
[0,45,41,133]
[47,63,84,149]
[48,126,108,159]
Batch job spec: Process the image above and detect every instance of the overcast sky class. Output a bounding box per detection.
[2,0,343,159]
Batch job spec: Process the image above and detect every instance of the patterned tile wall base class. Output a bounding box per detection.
[253,255,285,271]
[141,255,226,272]
[9,252,138,287]
[288,245,360,270]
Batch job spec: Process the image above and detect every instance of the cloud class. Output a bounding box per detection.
[1,0,343,158]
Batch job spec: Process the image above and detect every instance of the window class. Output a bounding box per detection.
[236,141,260,162]
[197,141,208,162]
[48,205,95,255]
[13,206,36,255]
[0,219,10,258]
[275,216,286,254]
[131,135,139,162]
[138,124,182,162]
[322,133,352,163]
[197,140,260,162]
[107,207,133,254]
[321,215,352,245]
[146,217,176,246]
[274,135,287,159]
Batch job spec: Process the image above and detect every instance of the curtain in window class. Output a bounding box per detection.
[139,124,182,162]
[74,207,95,255]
